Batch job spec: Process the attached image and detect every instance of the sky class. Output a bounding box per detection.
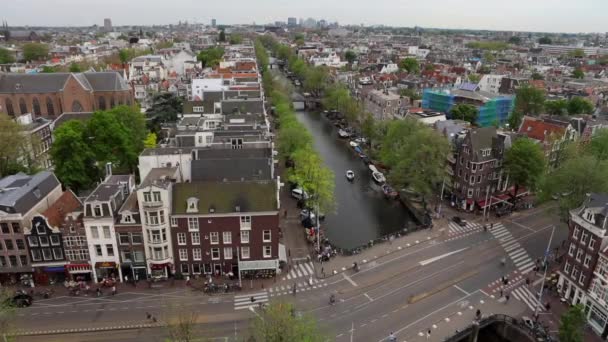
[3,0,607,33]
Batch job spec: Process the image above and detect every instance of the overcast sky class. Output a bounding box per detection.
[3,0,606,33]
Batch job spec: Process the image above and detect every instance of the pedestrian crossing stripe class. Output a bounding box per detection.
[234,291,269,310]
[447,221,481,234]
[509,249,526,259]
[504,243,520,252]
[512,286,544,312]
[282,261,315,281]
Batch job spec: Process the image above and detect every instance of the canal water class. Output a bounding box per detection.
[295,111,415,250]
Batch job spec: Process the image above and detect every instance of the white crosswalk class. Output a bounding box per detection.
[491,224,535,275]
[448,221,481,235]
[512,285,544,312]
[234,291,269,311]
[281,261,315,281]
[269,278,327,297]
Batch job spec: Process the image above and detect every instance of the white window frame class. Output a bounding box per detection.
[191,232,200,245]
[240,216,251,230]
[211,248,220,260]
[263,230,271,243]
[179,249,188,261]
[579,273,586,286]
[263,245,271,258]
[590,237,596,250]
[240,230,250,244]
[584,254,592,268]
[223,231,232,244]
[188,217,198,231]
[192,248,201,261]
[576,249,583,262]
[90,226,99,239]
[564,261,571,274]
[102,226,111,239]
[573,227,580,240]
[568,243,576,257]
[210,232,219,245]
[224,247,233,260]
[241,246,250,259]
[170,217,178,227]
[177,233,186,245]
[581,232,588,245]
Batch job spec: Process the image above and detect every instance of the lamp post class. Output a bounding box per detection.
[534,225,555,321]
[236,246,242,288]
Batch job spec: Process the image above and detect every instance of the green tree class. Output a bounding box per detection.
[249,301,327,342]
[380,119,450,208]
[254,39,269,73]
[398,57,419,74]
[218,29,226,42]
[504,138,546,202]
[118,49,130,64]
[323,85,351,113]
[559,304,586,342]
[483,51,495,63]
[587,128,608,161]
[87,111,138,173]
[303,66,329,96]
[69,62,82,72]
[288,149,335,213]
[399,88,421,101]
[197,47,224,69]
[278,120,313,160]
[344,50,357,64]
[0,47,15,64]
[22,43,49,62]
[531,72,544,80]
[108,105,147,155]
[451,104,478,125]
[567,96,594,115]
[569,49,585,58]
[41,65,57,73]
[0,113,28,177]
[51,120,99,191]
[229,34,243,45]
[288,57,307,79]
[538,36,552,44]
[467,74,481,83]
[1,288,16,340]
[507,111,523,131]
[146,93,183,134]
[545,99,568,115]
[143,132,157,148]
[508,36,521,45]
[514,85,545,116]
[155,40,173,49]
[571,68,585,79]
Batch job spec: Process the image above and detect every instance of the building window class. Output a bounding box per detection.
[575,249,583,262]
[98,96,106,110]
[31,249,41,261]
[0,223,9,234]
[50,235,60,246]
[263,245,271,258]
[143,192,151,202]
[179,249,188,261]
[188,217,198,231]
[584,255,592,268]
[11,222,20,233]
[177,233,186,245]
[5,98,14,116]
[42,248,53,260]
[211,248,220,260]
[263,230,271,242]
[39,236,49,247]
[241,230,250,244]
[71,100,83,112]
[192,263,201,274]
[171,217,178,227]
[119,233,130,245]
[102,226,110,239]
[224,247,233,260]
[568,243,576,257]
[241,246,250,259]
[180,263,189,274]
[581,232,588,245]
[32,97,41,116]
[191,232,200,245]
[133,250,144,262]
[193,248,201,260]
[4,239,13,250]
[564,261,571,274]
[573,227,580,240]
[46,97,54,116]
[223,232,232,244]
[132,233,142,244]
[579,274,586,285]
[19,98,27,114]
[240,216,251,230]
[590,238,596,250]
[36,223,46,234]
[148,212,160,225]
[106,244,114,256]
[210,232,219,245]
[16,239,25,250]
[0,256,5,266]
[19,255,27,266]
[53,248,63,259]
[28,236,38,247]
[95,245,102,256]
[572,267,579,279]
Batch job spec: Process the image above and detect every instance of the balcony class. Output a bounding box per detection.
[143,201,163,209]
[149,255,172,263]
[148,238,168,246]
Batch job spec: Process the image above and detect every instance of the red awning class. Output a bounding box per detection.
[477,194,511,209]
[66,263,91,269]
[150,263,170,270]
[466,199,474,205]
[506,186,529,198]
[95,262,117,268]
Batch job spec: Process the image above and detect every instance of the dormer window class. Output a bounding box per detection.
[585,211,594,223]
[123,214,132,223]
[94,204,102,217]
[187,197,199,213]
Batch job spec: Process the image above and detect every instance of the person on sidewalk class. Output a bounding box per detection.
[111,285,117,295]
[426,328,431,339]
[292,283,297,296]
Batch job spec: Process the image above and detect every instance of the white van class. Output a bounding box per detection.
[291,188,309,200]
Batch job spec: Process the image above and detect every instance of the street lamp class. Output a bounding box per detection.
[534,225,556,321]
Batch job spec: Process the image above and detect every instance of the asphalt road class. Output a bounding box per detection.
[13,205,566,341]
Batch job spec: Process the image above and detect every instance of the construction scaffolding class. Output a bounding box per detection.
[422,89,454,114]
[477,97,514,127]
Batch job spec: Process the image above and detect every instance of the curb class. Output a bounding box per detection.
[12,322,164,336]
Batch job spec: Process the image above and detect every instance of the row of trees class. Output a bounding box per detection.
[51,105,148,192]
[0,43,49,63]
[256,39,335,213]
[196,46,224,69]
[509,85,595,129]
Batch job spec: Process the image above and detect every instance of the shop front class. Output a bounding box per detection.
[149,262,172,280]
[94,261,120,282]
[120,261,148,282]
[238,259,279,280]
[586,299,608,336]
[32,264,67,286]
[65,263,93,281]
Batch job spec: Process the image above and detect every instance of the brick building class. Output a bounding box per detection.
[115,192,146,281]
[170,180,280,278]
[0,72,133,119]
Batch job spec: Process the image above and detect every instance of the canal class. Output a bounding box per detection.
[295,110,416,250]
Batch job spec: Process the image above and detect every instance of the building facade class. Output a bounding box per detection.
[26,216,67,285]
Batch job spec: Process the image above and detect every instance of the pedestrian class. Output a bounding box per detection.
[476,309,481,320]
[426,328,431,339]
[124,275,128,283]
[292,283,297,296]
[96,287,102,297]
[525,277,530,287]
[321,267,325,278]
[250,296,255,303]
[490,223,494,230]
[505,292,510,302]
[284,209,288,218]
[500,289,503,298]
[308,276,313,287]
[186,275,191,286]
[111,285,117,295]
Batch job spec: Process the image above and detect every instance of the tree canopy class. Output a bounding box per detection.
[538,36,552,45]
[197,46,224,69]
[567,96,594,114]
[559,304,586,342]
[508,36,521,45]
[545,99,568,115]
[22,43,49,62]
[451,104,478,125]
[398,57,419,74]
[146,92,183,134]
[218,29,226,42]
[0,48,15,64]
[229,33,243,45]
[504,138,546,200]
[514,85,545,116]
[69,62,82,72]
[249,301,326,342]
[344,50,357,64]
[0,113,35,177]
[303,66,329,96]
[571,68,585,79]
[531,72,544,80]
[467,73,481,83]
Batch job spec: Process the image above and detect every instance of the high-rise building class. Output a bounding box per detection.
[103,18,112,32]
[211,18,217,27]
[287,17,297,27]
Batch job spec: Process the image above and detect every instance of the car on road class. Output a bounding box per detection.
[4,291,33,308]
[452,216,467,226]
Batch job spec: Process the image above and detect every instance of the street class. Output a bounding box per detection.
[12,204,566,341]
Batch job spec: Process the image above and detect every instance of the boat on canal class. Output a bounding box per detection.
[382,184,399,199]
[346,170,355,181]
[368,165,386,184]
[338,129,351,138]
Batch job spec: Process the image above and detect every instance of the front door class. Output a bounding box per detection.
[213,264,222,276]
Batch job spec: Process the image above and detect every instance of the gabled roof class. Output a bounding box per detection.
[42,190,82,227]
[518,116,566,143]
[0,171,60,214]
[0,72,130,94]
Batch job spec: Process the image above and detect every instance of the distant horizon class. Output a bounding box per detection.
[3,0,607,34]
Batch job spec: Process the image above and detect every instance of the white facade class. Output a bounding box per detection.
[164,50,197,76]
[84,214,122,283]
[138,151,192,183]
[309,52,348,68]
[586,252,608,335]
[478,74,506,94]
[191,78,230,100]
[137,184,174,278]
[380,63,399,74]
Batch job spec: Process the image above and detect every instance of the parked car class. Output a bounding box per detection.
[452,216,467,227]
[291,188,309,201]
[495,206,512,217]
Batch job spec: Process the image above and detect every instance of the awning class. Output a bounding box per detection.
[95,262,117,269]
[44,266,65,273]
[506,186,529,198]
[66,264,91,274]
[150,263,170,270]
[477,194,511,209]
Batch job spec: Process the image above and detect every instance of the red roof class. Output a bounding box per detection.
[42,190,82,228]
[518,117,566,143]
[529,80,545,90]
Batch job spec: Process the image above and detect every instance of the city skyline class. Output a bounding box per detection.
[2,0,607,34]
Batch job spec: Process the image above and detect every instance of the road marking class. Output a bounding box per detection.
[453,285,470,295]
[419,247,468,266]
[343,273,358,287]
[364,293,373,302]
